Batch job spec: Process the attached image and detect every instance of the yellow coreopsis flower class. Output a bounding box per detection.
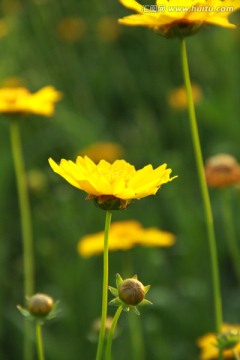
[78,220,175,257]
[197,324,240,359]
[79,142,124,163]
[48,156,177,209]
[118,0,240,37]
[0,86,62,116]
[168,83,202,110]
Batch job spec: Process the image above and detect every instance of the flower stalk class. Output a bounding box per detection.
[105,306,123,360]
[10,119,34,360]
[36,322,45,360]
[96,210,112,360]
[180,38,222,335]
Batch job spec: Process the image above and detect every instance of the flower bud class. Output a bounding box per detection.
[217,330,240,351]
[28,293,54,317]
[118,278,145,306]
[205,154,240,188]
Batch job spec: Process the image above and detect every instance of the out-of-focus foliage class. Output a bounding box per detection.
[0,0,240,359]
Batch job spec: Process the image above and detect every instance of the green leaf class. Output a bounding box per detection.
[116,273,123,288]
[133,306,140,315]
[139,299,153,306]
[109,297,122,306]
[144,285,151,294]
[108,286,118,297]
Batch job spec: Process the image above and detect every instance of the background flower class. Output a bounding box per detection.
[197,324,240,359]
[77,220,175,257]
[0,86,62,116]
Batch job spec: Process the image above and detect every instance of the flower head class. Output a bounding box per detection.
[27,293,54,317]
[0,86,62,116]
[77,220,175,257]
[197,324,240,359]
[79,142,124,163]
[17,293,60,324]
[205,154,240,188]
[48,156,177,210]
[168,84,202,110]
[118,0,240,37]
[58,17,86,43]
[109,274,152,315]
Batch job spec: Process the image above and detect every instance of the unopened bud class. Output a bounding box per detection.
[118,278,145,306]
[205,154,240,188]
[28,293,54,317]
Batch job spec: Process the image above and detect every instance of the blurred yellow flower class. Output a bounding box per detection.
[205,154,240,188]
[96,17,121,42]
[0,86,62,116]
[197,324,240,359]
[48,156,177,209]
[78,220,175,257]
[1,77,25,88]
[168,84,202,110]
[58,17,86,43]
[79,142,124,163]
[0,19,8,39]
[118,0,240,37]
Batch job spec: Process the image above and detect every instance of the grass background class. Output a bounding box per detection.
[0,0,240,359]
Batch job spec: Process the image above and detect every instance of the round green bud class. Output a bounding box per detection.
[118,278,145,306]
[28,293,53,317]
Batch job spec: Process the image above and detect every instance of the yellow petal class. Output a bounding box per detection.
[118,0,143,14]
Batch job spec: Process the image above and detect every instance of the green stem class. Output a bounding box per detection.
[36,323,45,360]
[10,119,34,360]
[180,38,222,334]
[221,189,240,283]
[105,306,123,360]
[96,210,112,360]
[10,120,34,297]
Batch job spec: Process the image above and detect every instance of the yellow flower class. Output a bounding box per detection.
[167,84,202,111]
[79,142,124,163]
[205,154,240,188]
[197,324,240,359]
[0,19,8,39]
[48,156,177,209]
[77,220,175,257]
[57,17,86,43]
[0,86,62,116]
[118,0,240,37]
[96,17,121,42]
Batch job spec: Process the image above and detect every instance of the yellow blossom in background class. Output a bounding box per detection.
[77,220,175,257]
[1,77,25,88]
[57,17,86,43]
[197,324,240,359]
[205,154,240,188]
[79,142,124,163]
[27,169,48,193]
[0,86,62,116]
[48,156,177,209]
[167,84,202,111]
[118,0,240,37]
[96,17,121,42]
[0,19,8,39]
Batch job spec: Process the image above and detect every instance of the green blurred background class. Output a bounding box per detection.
[0,0,240,359]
